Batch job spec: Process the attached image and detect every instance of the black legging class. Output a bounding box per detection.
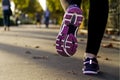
[60,0,109,55]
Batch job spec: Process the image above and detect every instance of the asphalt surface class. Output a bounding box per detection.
[0,25,119,80]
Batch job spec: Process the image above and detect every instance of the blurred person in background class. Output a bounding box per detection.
[2,0,12,31]
[35,12,41,28]
[44,8,50,28]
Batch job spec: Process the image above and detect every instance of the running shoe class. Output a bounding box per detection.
[56,5,83,57]
[82,57,99,75]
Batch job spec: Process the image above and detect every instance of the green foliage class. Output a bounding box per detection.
[23,0,42,18]
[13,0,42,18]
[47,0,89,25]
[13,0,29,10]
[1,0,118,28]
[81,0,89,29]
[47,0,64,24]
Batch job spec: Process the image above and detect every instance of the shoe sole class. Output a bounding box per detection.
[83,71,99,75]
[56,6,83,57]
[82,68,99,75]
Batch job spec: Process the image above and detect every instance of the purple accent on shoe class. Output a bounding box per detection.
[77,17,83,21]
[64,34,78,55]
[56,5,83,57]
[61,25,69,34]
[68,8,82,14]
[65,20,70,25]
[65,15,72,19]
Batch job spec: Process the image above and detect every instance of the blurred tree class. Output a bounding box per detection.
[81,0,89,29]
[47,0,64,24]
[0,0,119,30]
[13,0,29,11]
[107,0,120,35]
[47,0,89,26]
[0,1,2,18]
[13,0,42,18]
[23,0,43,18]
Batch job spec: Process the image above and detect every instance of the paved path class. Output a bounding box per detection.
[0,25,119,80]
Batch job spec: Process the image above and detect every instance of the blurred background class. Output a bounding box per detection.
[0,0,119,35]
